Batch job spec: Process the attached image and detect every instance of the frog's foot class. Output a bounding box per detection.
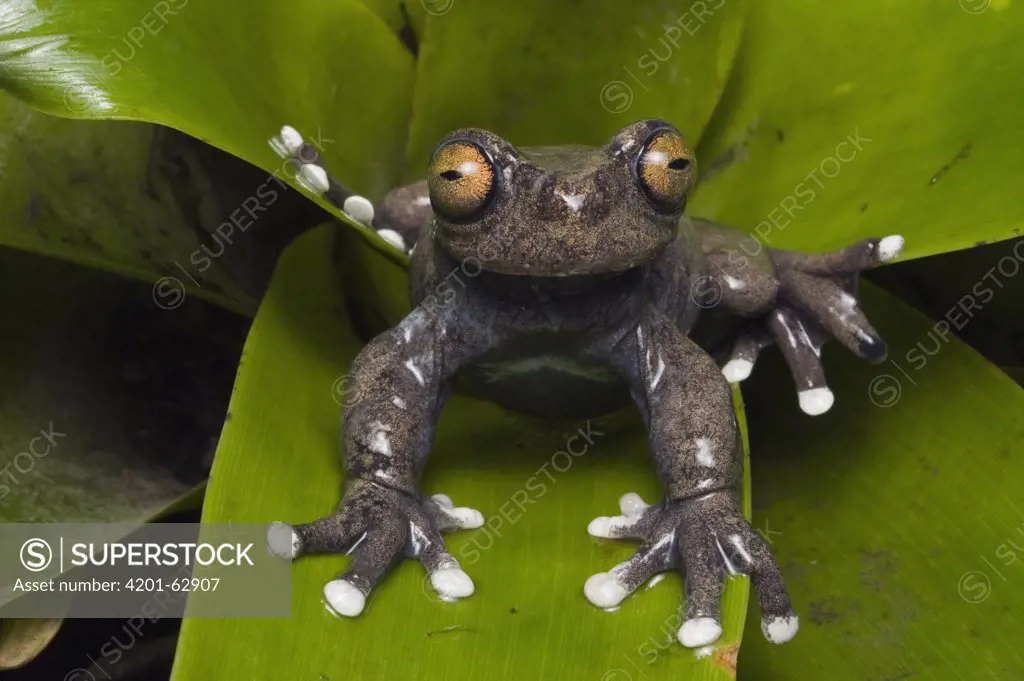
[267,124,376,228]
[267,480,483,617]
[584,491,797,648]
[722,236,904,416]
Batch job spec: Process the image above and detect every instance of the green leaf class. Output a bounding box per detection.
[0,91,254,311]
[0,618,63,670]
[692,0,1024,259]
[0,0,415,205]
[0,245,215,664]
[736,283,1024,679]
[404,0,746,173]
[0,248,209,525]
[172,225,752,681]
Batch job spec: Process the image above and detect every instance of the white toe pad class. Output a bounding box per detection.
[299,164,330,194]
[798,387,834,416]
[441,505,485,529]
[587,515,633,538]
[678,617,723,648]
[430,567,475,600]
[431,493,454,508]
[878,235,904,262]
[722,359,753,383]
[279,125,303,154]
[584,572,629,608]
[762,615,799,644]
[266,521,299,560]
[344,195,375,225]
[376,228,405,250]
[323,579,366,617]
[618,492,648,517]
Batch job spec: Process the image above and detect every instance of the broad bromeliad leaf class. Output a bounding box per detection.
[0,90,253,310]
[171,225,753,681]
[0,0,416,249]
[0,618,62,670]
[692,0,1024,258]
[0,90,337,312]
[737,283,1024,679]
[0,244,232,663]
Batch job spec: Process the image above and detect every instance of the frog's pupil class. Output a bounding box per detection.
[668,158,690,171]
[441,170,462,181]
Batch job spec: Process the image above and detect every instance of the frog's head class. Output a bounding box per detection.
[426,119,696,277]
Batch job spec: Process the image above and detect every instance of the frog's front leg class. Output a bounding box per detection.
[268,125,431,253]
[691,219,903,415]
[585,311,797,648]
[267,306,486,617]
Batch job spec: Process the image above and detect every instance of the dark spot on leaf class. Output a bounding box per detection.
[860,203,868,212]
[807,600,841,625]
[976,240,989,247]
[509,607,517,614]
[858,549,897,593]
[776,129,785,142]
[397,4,419,57]
[928,143,971,186]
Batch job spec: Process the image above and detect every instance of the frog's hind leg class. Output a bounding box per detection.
[268,125,431,254]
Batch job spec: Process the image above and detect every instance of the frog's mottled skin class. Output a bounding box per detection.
[266,120,902,649]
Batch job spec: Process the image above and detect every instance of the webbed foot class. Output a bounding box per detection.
[722,235,904,415]
[268,479,483,616]
[584,491,797,648]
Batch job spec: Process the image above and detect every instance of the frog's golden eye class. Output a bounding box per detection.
[427,141,497,221]
[636,129,695,211]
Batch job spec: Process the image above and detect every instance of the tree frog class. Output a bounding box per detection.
[265,120,903,649]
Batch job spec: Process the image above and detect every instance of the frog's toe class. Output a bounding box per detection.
[797,387,834,416]
[412,519,478,603]
[678,617,723,648]
[878,235,904,262]
[266,521,301,560]
[279,125,303,154]
[376,228,406,251]
[341,195,374,226]
[721,358,753,383]
[431,492,485,530]
[587,515,639,539]
[298,163,330,194]
[618,492,649,516]
[762,614,800,644]
[721,326,772,384]
[267,124,377,227]
[323,578,367,617]
[583,571,630,608]
[584,530,674,610]
[587,491,651,539]
[428,566,475,601]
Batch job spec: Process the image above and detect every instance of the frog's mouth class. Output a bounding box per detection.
[476,247,663,278]
[476,265,642,298]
